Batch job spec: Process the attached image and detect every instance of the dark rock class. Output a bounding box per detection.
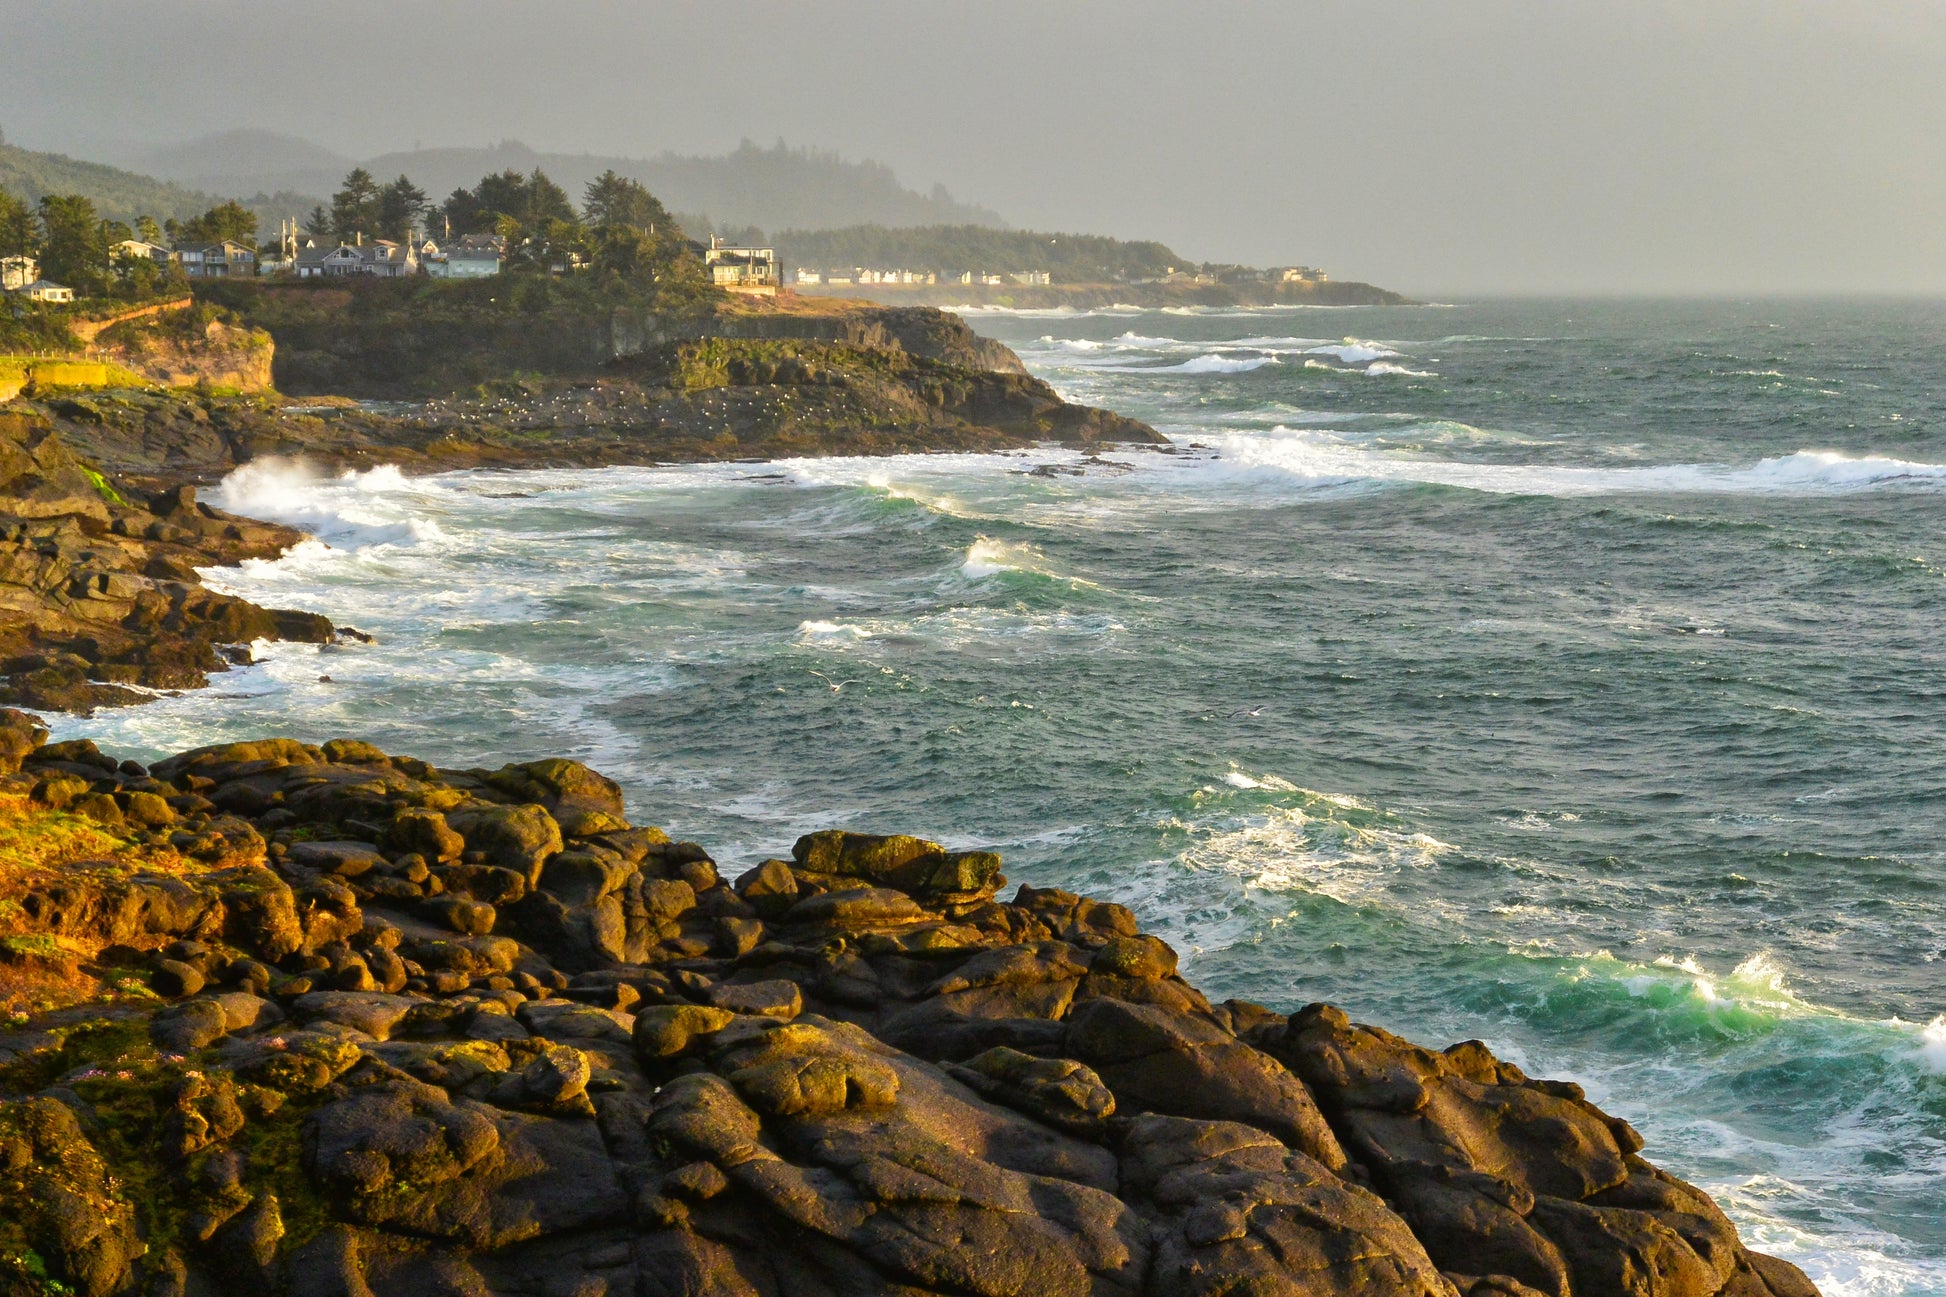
[151,957,206,998]
[1066,997,1347,1170]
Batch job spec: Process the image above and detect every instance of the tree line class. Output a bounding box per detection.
[0,189,260,300]
[0,163,705,302]
[307,166,703,291]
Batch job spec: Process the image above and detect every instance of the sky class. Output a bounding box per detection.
[3,0,1944,296]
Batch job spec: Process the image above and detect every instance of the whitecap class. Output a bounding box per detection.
[796,620,872,640]
[1305,340,1401,364]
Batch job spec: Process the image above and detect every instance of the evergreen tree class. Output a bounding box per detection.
[582,170,674,233]
[174,200,258,246]
[304,205,333,237]
[0,191,37,258]
[438,168,582,263]
[37,194,109,293]
[376,175,428,242]
[136,215,164,245]
[330,168,381,241]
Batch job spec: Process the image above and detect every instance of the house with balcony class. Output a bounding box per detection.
[703,236,778,295]
[174,240,257,278]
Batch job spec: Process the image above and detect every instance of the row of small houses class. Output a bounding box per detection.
[788,269,1050,287]
[0,231,509,304]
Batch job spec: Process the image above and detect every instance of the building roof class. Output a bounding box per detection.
[12,280,71,293]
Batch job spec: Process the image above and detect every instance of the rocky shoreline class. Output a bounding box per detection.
[0,719,1817,1297]
[0,304,1160,716]
[0,405,340,714]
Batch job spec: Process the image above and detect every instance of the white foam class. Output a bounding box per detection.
[1169,353,1277,374]
[961,536,1043,579]
[212,459,448,549]
[1305,340,1401,364]
[1364,361,1437,378]
[1917,1016,1946,1074]
[1195,430,1946,499]
[797,620,872,640]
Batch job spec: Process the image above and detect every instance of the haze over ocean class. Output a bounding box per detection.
[60,298,1946,1294]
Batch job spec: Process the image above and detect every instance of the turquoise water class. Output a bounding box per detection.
[60,299,1946,1293]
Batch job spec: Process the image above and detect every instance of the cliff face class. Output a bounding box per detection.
[603,303,1027,376]
[0,726,1819,1297]
[96,319,275,394]
[232,282,1026,399]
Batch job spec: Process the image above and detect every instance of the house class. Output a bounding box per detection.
[112,240,170,265]
[11,280,74,304]
[1278,266,1328,283]
[0,255,37,291]
[426,232,504,279]
[172,240,257,278]
[294,237,418,279]
[957,272,1006,286]
[793,268,822,286]
[703,236,778,295]
[1008,270,1050,286]
[856,269,937,286]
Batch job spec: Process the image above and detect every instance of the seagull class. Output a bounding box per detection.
[1228,705,1268,718]
[809,671,862,693]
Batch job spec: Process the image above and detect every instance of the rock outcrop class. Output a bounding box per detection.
[0,725,1819,1297]
[0,410,337,713]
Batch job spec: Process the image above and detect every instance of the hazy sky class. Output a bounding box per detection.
[4,0,1944,295]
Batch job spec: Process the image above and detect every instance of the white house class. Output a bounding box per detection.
[112,240,170,265]
[793,268,823,286]
[703,236,778,294]
[12,280,74,304]
[0,255,37,291]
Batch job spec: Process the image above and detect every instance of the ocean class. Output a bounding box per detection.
[57,297,1946,1294]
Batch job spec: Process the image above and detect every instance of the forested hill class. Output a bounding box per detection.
[127,134,1005,235]
[776,224,1185,280]
[0,141,315,229]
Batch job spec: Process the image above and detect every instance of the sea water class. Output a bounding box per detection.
[59,298,1946,1293]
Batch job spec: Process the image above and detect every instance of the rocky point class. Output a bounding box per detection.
[0,715,1820,1297]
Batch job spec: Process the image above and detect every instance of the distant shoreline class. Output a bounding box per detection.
[798,278,1415,311]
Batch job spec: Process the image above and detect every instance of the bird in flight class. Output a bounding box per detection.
[1228,705,1268,718]
[810,671,862,692]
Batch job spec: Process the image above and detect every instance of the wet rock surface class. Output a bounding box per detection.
[0,726,1818,1297]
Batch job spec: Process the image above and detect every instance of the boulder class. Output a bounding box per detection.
[1065,998,1346,1170]
[445,803,563,883]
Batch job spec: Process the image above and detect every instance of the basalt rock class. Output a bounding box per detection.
[0,411,336,713]
[0,729,1820,1297]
